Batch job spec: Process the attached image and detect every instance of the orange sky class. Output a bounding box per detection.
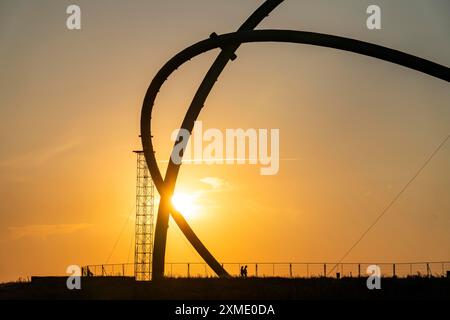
[0,0,449,282]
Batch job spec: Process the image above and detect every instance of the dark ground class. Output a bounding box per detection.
[0,276,449,300]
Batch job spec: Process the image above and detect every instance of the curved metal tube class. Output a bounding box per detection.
[146,0,284,279]
[142,30,449,279]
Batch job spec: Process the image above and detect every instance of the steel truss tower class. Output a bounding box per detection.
[133,151,155,281]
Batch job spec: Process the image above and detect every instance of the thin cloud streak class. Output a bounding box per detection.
[0,140,80,168]
[8,223,92,240]
[157,157,300,163]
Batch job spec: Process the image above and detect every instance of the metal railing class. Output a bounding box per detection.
[81,261,450,278]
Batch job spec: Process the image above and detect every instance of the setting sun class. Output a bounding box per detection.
[171,192,200,220]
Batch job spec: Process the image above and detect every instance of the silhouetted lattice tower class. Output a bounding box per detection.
[133,151,155,281]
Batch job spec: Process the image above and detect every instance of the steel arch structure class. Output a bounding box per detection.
[140,0,450,280]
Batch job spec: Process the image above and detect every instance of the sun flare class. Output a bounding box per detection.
[171,192,200,219]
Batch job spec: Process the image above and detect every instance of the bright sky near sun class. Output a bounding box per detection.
[172,193,200,220]
[0,0,449,282]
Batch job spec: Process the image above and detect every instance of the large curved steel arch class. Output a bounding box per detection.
[141,2,450,280]
[145,0,284,280]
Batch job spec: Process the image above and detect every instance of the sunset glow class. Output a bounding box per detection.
[172,192,201,220]
[0,0,449,285]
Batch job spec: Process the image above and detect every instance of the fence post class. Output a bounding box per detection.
[187,263,190,278]
[255,264,258,277]
[306,263,309,278]
[122,264,125,276]
[102,265,105,276]
[358,264,361,277]
[289,264,292,278]
[323,263,326,277]
[393,264,396,278]
[272,263,275,277]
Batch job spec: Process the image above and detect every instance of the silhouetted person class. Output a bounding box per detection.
[244,265,248,278]
[240,266,244,278]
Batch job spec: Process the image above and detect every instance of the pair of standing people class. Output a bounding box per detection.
[240,265,248,278]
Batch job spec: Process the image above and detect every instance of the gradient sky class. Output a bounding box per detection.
[0,0,449,282]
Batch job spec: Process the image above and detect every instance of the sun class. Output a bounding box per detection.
[171,192,200,220]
